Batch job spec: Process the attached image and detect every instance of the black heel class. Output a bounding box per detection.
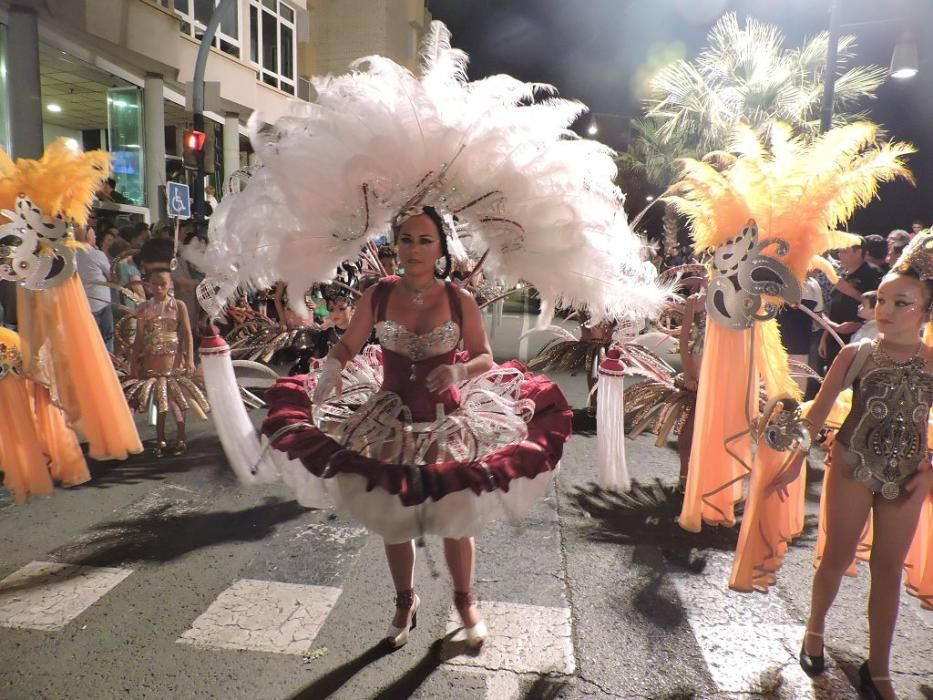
[410,611,417,631]
[859,661,889,700]
[798,631,825,677]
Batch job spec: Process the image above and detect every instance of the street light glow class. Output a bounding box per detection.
[646,195,654,202]
[890,33,919,80]
[587,122,598,136]
[46,103,62,113]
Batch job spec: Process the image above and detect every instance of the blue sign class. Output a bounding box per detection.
[167,182,191,219]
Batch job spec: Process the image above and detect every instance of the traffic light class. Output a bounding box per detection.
[183,129,206,169]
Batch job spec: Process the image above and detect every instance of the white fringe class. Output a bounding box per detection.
[596,371,630,491]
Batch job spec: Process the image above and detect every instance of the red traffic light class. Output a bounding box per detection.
[184,129,206,152]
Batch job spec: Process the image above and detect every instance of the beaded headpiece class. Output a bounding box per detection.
[892,229,933,280]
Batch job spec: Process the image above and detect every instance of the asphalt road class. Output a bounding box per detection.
[0,371,931,699]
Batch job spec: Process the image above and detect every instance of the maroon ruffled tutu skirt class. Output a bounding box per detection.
[262,347,572,543]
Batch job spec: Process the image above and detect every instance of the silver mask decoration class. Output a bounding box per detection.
[706,220,801,330]
[760,398,812,454]
[0,194,77,290]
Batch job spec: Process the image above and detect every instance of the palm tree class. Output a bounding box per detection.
[618,12,886,253]
[645,13,887,155]
[615,118,695,254]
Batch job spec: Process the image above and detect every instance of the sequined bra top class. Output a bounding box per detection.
[836,340,933,499]
[140,298,180,357]
[375,319,460,361]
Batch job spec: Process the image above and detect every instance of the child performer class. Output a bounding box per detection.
[775,233,933,700]
[126,270,209,456]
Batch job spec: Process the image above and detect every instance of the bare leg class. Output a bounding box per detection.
[384,540,416,627]
[444,537,480,627]
[864,490,927,699]
[678,409,695,488]
[154,412,168,456]
[803,458,873,656]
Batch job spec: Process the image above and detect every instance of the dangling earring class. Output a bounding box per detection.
[435,257,446,277]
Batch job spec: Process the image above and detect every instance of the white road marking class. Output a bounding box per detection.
[0,561,133,631]
[670,552,856,698]
[178,579,341,655]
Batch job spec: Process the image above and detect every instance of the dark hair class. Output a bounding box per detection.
[377,245,397,261]
[140,237,175,265]
[419,206,451,279]
[861,290,878,308]
[118,225,136,243]
[106,177,117,189]
[133,221,150,235]
[861,234,887,260]
[891,265,933,310]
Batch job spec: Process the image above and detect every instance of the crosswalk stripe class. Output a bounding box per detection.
[0,560,134,631]
[669,552,856,698]
[177,579,342,655]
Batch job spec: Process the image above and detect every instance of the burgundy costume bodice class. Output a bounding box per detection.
[372,278,463,422]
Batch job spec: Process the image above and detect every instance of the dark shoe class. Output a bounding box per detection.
[798,631,825,677]
[152,440,168,458]
[172,440,188,456]
[859,660,890,700]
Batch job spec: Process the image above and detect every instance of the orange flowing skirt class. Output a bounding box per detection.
[679,322,754,532]
[16,277,141,460]
[0,329,88,502]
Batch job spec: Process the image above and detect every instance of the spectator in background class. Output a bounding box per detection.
[887,228,910,250]
[818,242,883,372]
[850,291,879,343]
[911,220,924,238]
[861,234,889,273]
[74,224,114,352]
[378,245,398,276]
[119,222,150,250]
[886,240,907,269]
[205,185,219,216]
[97,226,118,259]
[97,177,132,205]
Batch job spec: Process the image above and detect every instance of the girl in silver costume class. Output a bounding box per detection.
[776,232,933,700]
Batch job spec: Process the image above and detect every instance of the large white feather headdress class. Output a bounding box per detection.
[207,21,666,323]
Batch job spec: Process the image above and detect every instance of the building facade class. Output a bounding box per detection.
[0,0,429,221]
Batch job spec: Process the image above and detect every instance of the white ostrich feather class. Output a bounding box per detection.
[207,21,668,322]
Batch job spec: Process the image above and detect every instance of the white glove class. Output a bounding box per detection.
[312,357,343,403]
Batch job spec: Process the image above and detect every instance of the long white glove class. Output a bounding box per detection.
[312,357,343,404]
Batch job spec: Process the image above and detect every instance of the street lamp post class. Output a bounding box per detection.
[820,0,842,133]
[191,0,235,229]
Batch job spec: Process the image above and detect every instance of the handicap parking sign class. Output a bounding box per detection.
[167,182,191,219]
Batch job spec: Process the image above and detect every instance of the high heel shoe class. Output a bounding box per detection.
[152,440,168,458]
[798,630,825,677]
[172,440,188,456]
[859,660,891,700]
[454,591,488,649]
[385,589,419,649]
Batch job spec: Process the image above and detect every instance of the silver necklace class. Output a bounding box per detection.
[401,277,434,307]
[872,338,923,367]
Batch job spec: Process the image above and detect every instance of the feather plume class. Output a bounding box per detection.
[205,21,666,323]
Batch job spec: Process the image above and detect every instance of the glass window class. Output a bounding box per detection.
[106,87,146,206]
[194,0,212,24]
[249,6,258,62]
[280,24,293,79]
[261,10,277,72]
[0,25,9,154]
[249,0,296,95]
[175,0,241,59]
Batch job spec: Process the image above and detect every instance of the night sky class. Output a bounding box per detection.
[428,0,932,238]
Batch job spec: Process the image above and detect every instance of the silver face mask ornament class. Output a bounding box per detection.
[0,194,77,290]
[706,220,802,330]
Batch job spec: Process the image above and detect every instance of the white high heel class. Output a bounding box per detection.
[385,590,419,649]
[455,591,487,649]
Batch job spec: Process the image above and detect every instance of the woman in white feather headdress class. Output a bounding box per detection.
[206,21,665,650]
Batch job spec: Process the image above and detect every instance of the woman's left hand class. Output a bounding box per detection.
[426,363,467,394]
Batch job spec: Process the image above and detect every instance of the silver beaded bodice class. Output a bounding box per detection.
[838,344,933,499]
[376,320,460,361]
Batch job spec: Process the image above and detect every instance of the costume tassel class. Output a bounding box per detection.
[596,349,630,491]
